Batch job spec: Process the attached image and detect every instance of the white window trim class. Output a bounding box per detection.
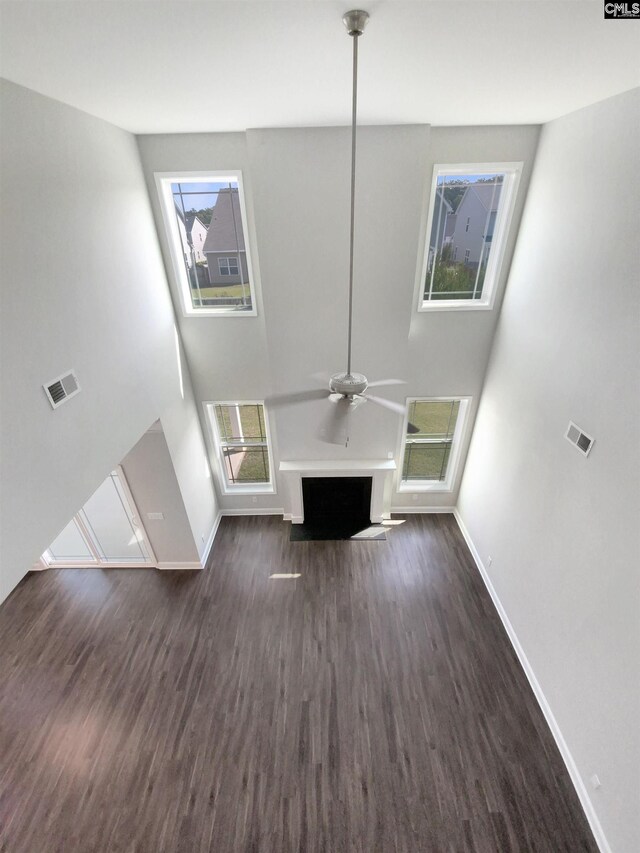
[415,162,522,313]
[396,397,471,493]
[155,170,258,318]
[204,400,276,495]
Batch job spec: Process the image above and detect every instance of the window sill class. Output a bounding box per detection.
[183,307,258,318]
[220,483,276,496]
[397,482,453,493]
[418,300,493,312]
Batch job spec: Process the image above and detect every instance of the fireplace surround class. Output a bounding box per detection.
[279,459,396,524]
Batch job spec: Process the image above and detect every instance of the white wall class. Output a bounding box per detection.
[137,130,278,514]
[0,80,217,603]
[457,88,640,853]
[120,426,200,565]
[137,123,539,513]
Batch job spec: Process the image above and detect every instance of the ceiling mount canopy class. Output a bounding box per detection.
[342,9,369,37]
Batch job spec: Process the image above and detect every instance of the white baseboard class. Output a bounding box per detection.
[200,511,223,568]
[389,506,454,514]
[220,508,284,516]
[452,509,611,853]
[156,561,202,571]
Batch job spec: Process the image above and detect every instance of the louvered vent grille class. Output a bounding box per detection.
[565,421,594,457]
[48,380,66,404]
[44,371,81,409]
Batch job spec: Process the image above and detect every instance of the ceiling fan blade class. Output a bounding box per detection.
[265,389,330,407]
[407,421,421,434]
[364,393,407,417]
[367,378,406,388]
[318,397,351,445]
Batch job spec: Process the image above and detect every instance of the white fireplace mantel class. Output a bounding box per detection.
[279,459,396,524]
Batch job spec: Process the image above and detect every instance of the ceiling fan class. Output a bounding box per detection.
[266,10,418,445]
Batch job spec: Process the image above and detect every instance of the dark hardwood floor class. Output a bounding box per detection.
[0,515,597,852]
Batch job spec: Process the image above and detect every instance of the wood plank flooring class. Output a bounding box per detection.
[0,515,597,852]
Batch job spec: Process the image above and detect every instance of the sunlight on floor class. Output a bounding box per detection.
[351,526,387,540]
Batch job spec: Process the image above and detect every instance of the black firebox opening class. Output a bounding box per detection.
[291,477,372,541]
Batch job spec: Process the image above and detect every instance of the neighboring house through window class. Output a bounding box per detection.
[419,163,521,310]
[184,213,208,263]
[155,172,257,316]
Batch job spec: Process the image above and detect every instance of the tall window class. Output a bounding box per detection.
[400,399,469,490]
[156,172,257,316]
[419,163,521,310]
[206,402,273,491]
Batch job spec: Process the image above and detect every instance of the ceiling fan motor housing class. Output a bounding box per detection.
[330,372,368,396]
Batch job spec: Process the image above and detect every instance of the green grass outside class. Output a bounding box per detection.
[235,449,270,483]
[215,404,266,443]
[215,404,270,484]
[404,401,459,480]
[425,257,487,299]
[403,445,451,480]
[408,401,459,437]
[215,402,458,485]
[192,283,250,299]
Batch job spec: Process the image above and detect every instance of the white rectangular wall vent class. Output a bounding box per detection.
[44,370,80,409]
[565,421,594,457]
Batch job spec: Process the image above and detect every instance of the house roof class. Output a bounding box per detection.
[466,182,502,213]
[185,212,205,235]
[202,189,245,254]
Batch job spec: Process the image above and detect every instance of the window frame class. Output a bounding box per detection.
[218,256,239,277]
[155,170,258,318]
[416,162,522,313]
[396,396,471,493]
[204,400,276,495]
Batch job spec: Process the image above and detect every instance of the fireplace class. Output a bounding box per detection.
[302,476,372,531]
[279,459,397,525]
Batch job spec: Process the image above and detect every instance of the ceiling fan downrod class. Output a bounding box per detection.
[264,9,417,442]
[341,9,369,383]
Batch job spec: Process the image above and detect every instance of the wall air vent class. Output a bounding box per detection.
[44,371,80,409]
[565,421,594,457]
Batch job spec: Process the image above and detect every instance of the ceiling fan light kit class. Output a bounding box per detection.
[329,372,368,397]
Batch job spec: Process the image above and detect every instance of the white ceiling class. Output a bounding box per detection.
[1,1,638,134]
